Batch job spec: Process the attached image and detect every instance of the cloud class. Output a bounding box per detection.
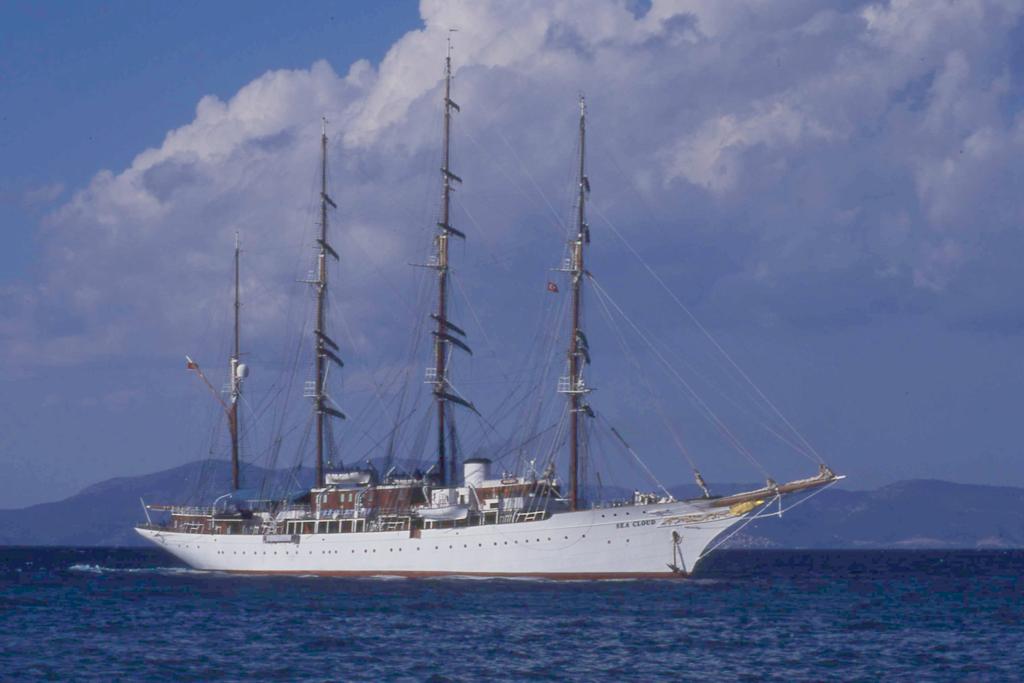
[21,182,65,207]
[5,0,1024,377]
[663,101,833,193]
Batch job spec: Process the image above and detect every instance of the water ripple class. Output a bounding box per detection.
[0,548,1021,682]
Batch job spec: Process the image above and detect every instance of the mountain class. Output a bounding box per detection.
[722,479,1024,549]
[1,463,1022,548]
[0,460,311,547]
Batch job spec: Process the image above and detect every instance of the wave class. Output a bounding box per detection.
[67,564,216,577]
[362,574,409,580]
[424,575,582,583]
[64,565,722,584]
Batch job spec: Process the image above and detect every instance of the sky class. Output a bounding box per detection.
[2,0,1024,508]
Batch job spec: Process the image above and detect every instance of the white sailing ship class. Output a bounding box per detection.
[137,46,841,578]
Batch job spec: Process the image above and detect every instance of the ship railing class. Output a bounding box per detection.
[371,516,412,532]
[273,505,313,522]
[168,506,216,517]
[314,508,358,520]
[513,510,547,523]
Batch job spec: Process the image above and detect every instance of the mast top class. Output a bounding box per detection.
[579,93,586,117]
[447,28,457,60]
[322,116,327,137]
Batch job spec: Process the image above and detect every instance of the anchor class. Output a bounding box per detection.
[666,530,686,575]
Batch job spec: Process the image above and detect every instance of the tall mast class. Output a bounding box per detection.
[313,118,345,488]
[430,36,473,486]
[567,95,590,511]
[229,232,241,490]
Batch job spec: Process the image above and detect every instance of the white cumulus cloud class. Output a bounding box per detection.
[5,0,1024,375]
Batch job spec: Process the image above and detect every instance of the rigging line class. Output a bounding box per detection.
[487,419,560,465]
[645,331,820,461]
[700,478,842,561]
[268,310,309,461]
[448,226,504,367]
[501,258,572,462]
[460,122,567,238]
[449,271,525,433]
[697,494,781,561]
[527,270,573,421]
[478,381,552,463]
[590,203,825,465]
[284,415,315,495]
[351,407,420,465]
[773,476,842,516]
[329,295,398,430]
[596,413,673,500]
[589,273,701,472]
[543,401,570,470]
[588,274,770,478]
[646,330,819,463]
[592,277,766,478]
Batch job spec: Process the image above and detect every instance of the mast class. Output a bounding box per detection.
[229,232,241,490]
[312,118,345,488]
[430,37,473,486]
[567,95,590,511]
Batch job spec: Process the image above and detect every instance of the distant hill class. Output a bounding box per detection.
[1,463,1022,548]
[722,479,1024,549]
[0,460,311,547]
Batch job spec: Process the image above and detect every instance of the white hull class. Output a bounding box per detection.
[136,501,750,578]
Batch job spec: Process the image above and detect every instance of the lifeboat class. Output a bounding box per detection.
[414,504,469,521]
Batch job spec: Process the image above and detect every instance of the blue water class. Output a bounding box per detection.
[1,548,1022,681]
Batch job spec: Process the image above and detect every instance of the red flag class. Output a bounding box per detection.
[186,356,198,370]
[546,281,559,293]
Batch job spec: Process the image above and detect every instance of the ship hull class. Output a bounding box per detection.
[135,502,750,578]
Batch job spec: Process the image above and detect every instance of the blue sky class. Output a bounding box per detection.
[2,0,1024,508]
[0,0,420,281]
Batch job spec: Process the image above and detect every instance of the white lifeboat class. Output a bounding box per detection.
[414,504,469,521]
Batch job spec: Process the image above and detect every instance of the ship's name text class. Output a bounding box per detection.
[615,519,657,529]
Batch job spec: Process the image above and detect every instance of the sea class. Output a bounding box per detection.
[1,548,1021,682]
